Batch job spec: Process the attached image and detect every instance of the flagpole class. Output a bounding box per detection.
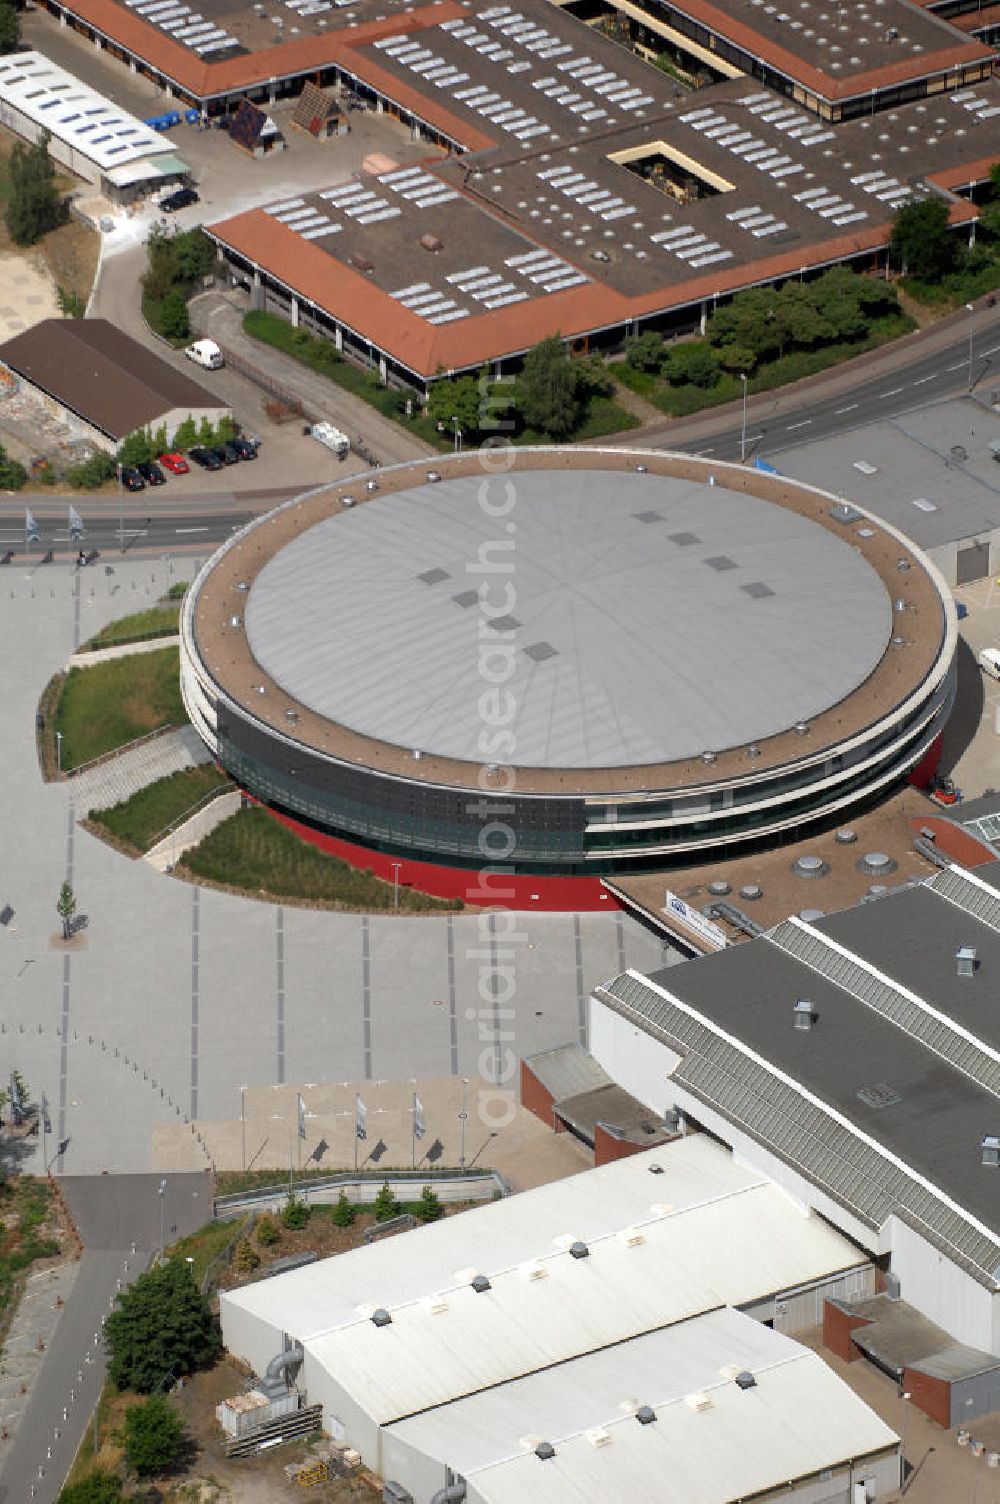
[411,1093,416,1171]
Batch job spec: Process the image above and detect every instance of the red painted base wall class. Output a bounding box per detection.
[908,732,944,791]
[263,805,620,912]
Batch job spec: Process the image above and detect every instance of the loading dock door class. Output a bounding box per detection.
[957,541,989,584]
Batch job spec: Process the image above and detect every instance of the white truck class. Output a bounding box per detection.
[309,421,350,459]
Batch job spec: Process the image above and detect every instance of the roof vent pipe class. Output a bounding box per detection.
[793,999,815,1031]
[260,1341,304,1398]
[371,1307,392,1327]
[957,947,977,978]
[429,1486,467,1504]
[535,1442,556,1461]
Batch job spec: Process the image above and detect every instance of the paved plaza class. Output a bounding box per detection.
[0,556,673,1178]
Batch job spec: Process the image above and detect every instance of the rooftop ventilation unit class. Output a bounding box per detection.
[569,1240,589,1259]
[236,580,250,591]
[535,1441,556,1460]
[793,998,815,1031]
[701,750,717,764]
[792,854,827,879]
[835,827,857,844]
[230,614,242,628]
[857,851,896,877]
[635,462,647,472]
[982,1134,1000,1168]
[957,946,978,978]
[663,1105,682,1131]
[707,880,731,897]
[735,1370,757,1390]
[371,1307,392,1327]
[471,1273,492,1293]
[793,721,810,735]
[636,1405,657,1425]
[620,1228,646,1248]
[739,884,763,901]
[283,709,299,723]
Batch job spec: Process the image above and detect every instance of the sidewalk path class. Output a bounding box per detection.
[68,634,179,669]
[144,788,240,872]
[69,725,210,815]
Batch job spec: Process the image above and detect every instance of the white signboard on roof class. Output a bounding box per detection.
[663,890,727,951]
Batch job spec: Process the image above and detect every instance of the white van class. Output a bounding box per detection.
[979,647,1000,680]
[184,338,224,371]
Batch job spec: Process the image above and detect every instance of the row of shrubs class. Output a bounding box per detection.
[232,1184,444,1273]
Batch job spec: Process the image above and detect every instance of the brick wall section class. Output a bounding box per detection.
[519,1059,556,1129]
[904,1366,951,1429]
[594,1123,651,1165]
[823,1299,874,1362]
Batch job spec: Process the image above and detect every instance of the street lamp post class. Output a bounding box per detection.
[157,1178,166,1260]
[117,463,125,556]
[55,731,63,778]
[391,862,401,912]
[740,373,748,463]
[452,417,462,453]
[459,1077,469,1170]
[899,1388,911,1490]
[967,302,976,390]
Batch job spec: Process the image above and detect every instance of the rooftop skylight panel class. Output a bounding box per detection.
[426,308,470,325]
[752,220,789,236]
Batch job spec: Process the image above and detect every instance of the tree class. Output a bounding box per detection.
[159,288,189,342]
[661,341,720,389]
[123,1393,188,1477]
[0,4,19,54]
[233,1239,259,1273]
[280,1192,309,1230]
[117,429,154,468]
[255,1214,280,1246]
[104,1257,220,1393]
[890,199,956,281]
[6,133,61,247]
[57,1470,125,1504]
[66,452,116,489]
[426,373,482,437]
[151,422,168,456]
[196,416,215,447]
[215,413,236,442]
[517,336,580,440]
[625,330,664,371]
[0,441,26,490]
[172,415,197,452]
[332,1191,355,1228]
[373,1181,400,1223]
[416,1185,442,1223]
[56,881,76,940]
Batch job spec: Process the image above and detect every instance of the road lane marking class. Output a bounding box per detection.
[786,419,812,431]
[880,387,904,398]
[834,404,858,414]
[912,375,935,386]
[946,363,965,372]
[174,526,209,534]
[693,447,715,456]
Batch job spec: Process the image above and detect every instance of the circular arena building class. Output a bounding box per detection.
[180,448,956,904]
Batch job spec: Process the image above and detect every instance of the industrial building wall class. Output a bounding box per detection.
[218,1295,291,1383]
[887,1217,998,1354]
[379,1426,450,1504]
[589,997,883,1257]
[300,1350,381,1474]
[0,98,102,184]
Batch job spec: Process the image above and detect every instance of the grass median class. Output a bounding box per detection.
[79,604,180,652]
[180,806,463,912]
[88,763,232,855]
[55,646,185,771]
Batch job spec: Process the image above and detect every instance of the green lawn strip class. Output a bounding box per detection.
[180,806,462,912]
[55,647,185,771]
[168,1214,250,1288]
[88,764,232,854]
[0,1180,59,1323]
[80,605,180,652]
[645,314,914,419]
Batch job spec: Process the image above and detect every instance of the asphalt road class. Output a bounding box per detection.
[665,318,1000,463]
[0,1174,209,1504]
[0,503,260,557]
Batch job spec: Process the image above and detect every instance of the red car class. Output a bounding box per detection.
[159,451,189,475]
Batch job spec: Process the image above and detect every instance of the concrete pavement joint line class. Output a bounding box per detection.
[446,914,458,1076]
[190,886,199,1121]
[573,913,586,1047]
[362,914,371,1082]
[275,906,285,1086]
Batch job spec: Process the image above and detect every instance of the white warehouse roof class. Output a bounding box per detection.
[386,1308,898,1504]
[0,52,172,170]
[221,1137,868,1391]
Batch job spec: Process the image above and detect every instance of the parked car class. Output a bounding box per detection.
[137,460,166,486]
[213,441,241,465]
[120,467,145,492]
[184,338,224,371]
[231,437,258,460]
[189,446,223,471]
[979,647,1000,681]
[161,186,199,213]
[158,451,189,474]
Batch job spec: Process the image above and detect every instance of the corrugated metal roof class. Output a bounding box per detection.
[387,1306,897,1495]
[522,1043,610,1103]
[601,969,1000,1285]
[454,1322,896,1504]
[0,52,170,171]
[302,1183,863,1422]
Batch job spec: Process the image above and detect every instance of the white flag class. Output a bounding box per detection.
[297,1093,306,1139]
[413,1094,426,1142]
[25,507,39,541]
[355,1094,366,1141]
[68,504,84,539]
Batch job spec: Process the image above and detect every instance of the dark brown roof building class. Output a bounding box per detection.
[0,318,229,444]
